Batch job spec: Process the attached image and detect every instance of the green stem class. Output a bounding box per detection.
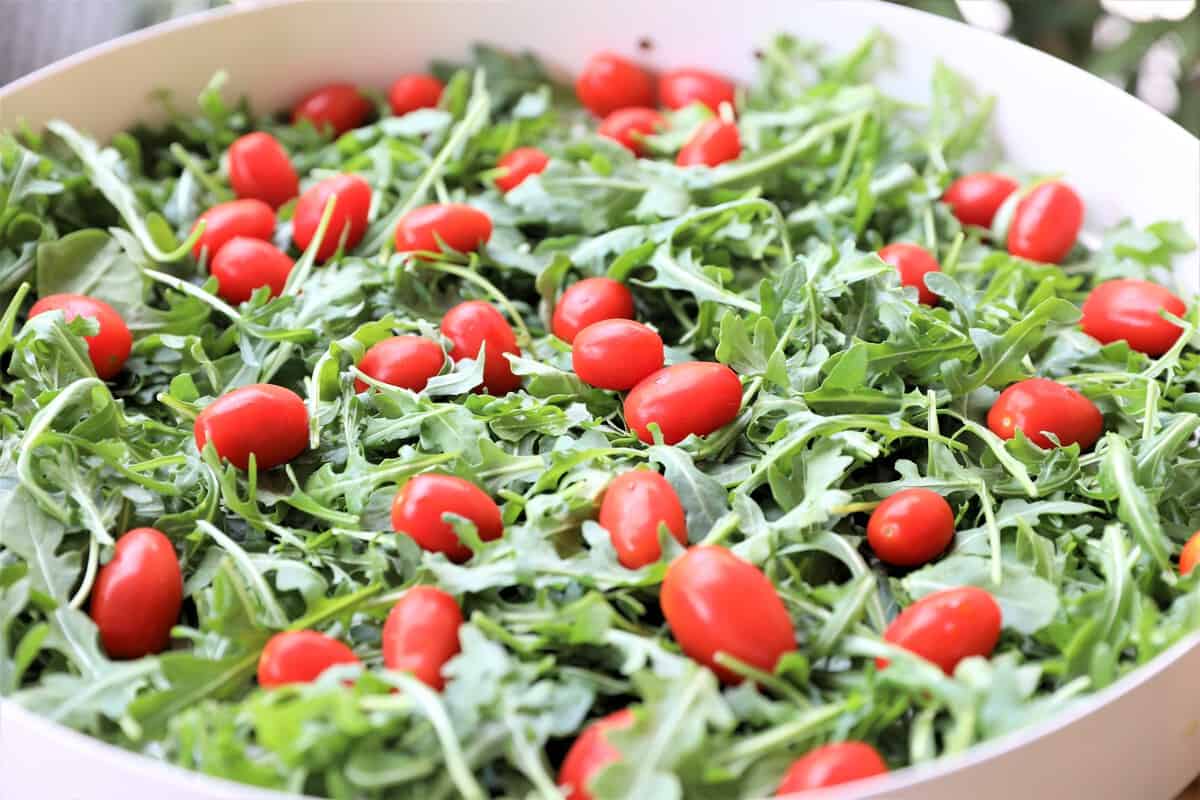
[710,111,866,188]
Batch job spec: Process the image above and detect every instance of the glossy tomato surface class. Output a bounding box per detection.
[552,277,635,343]
[1081,278,1187,356]
[776,742,888,793]
[292,83,371,134]
[382,586,463,690]
[598,470,687,568]
[441,300,522,394]
[28,293,132,380]
[597,107,664,155]
[878,242,940,306]
[257,630,360,688]
[292,174,373,261]
[209,237,295,304]
[676,119,741,167]
[658,68,736,112]
[987,377,1103,450]
[391,473,504,562]
[881,586,1002,674]
[942,172,1018,228]
[572,319,663,391]
[558,709,635,800]
[191,198,275,261]
[89,527,182,659]
[388,73,444,116]
[624,362,742,445]
[1006,181,1084,263]
[1180,532,1200,576]
[228,132,299,209]
[867,488,955,567]
[575,52,655,116]
[495,147,550,192]
[194,384,308,471]
[354,335,445,393]
[394,203,493,253]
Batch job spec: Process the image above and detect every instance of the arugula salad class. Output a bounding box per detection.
[1,31,1198,800]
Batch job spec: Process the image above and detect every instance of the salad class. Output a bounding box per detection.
[1,31,1198,800]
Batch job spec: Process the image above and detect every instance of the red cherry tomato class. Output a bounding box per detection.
[391,473,504,562]
[676,119,741,167]
[624,362,742,445]
[558,709,635,800]
[292,174,372,262]
[191,199,275,262]
[878,243,940,306]
[382,586,463,690]
[194,384,308,471]
[89,527,182,659]
[572,319,664,391]
[440,300,522,395]
[552,277,635,344]
[495,147,550,193]
[662,545,795,683]
[1081,278,1187,356]
[776,742,888,793]
[257,630,360,688]
[598,470,688,568]
[1006,181,1084,263]
[987,377,1103,450]
[1181,532,1200,576]
[658,68,736,112]
[292,83,371,135]
[394,203,493,254]
[942,172,1018,228]
[867,488,955,567]
[881,586,1002,674]
[28,293,132,380]
[227,132,299,209]
[575,52,655,117]
[597,108,665,155]
[354,335,445,393]
[388,73,444,116]
[209,237,295,304]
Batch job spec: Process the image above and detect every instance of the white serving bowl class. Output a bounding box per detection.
[1,2,1197,799]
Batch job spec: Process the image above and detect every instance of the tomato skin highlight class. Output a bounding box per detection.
[881,586,1002,674]
[942,172,1018,228]
[28,293,132,380]
[624,362,742,445]
[598,470,688,568]
[659,68,736,112]
[878,243,941,306]
[776,742,888,793]
[292,83,371,135]
[89,527,182,659]
[191,198,275,261]
[228,132,300,209]
[292,174,373,262]
[987,377,1103,450]
[382,586,463,690]
[558,709,635,800]
[575,52,655,117]
[388,73,444,116]
[597,107,665,155]
[1006,181,1084,263]
[572,319,664,391]
[676,119,741,167]
[355,335,445,393]
[194,384,309,471]
[1081,278,1187,356]
[1180,532,1200,576]
[441,300,522,395]
[552,277,635,344]
[391,473,504,562]
[662,545,795,683]
[495,147,550,192]
[394,203,493,254]
[209,237,295,304]
[257,630,360,688]
[867,488,955,567]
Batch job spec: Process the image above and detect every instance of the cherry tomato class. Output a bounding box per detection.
[89,527,182,659]
[191,199,275,262]
[575,52,655,117]
[227,132,299,209]
[776,742,888,793]
[880,586,1002,674]
[382,586,463,690]
[572,320,664,391]
[194,384,308,471]
[1006,181,1084,263]
[878,243,940,306]
[662,545,795,683]
[292,174,372,262]
[676,119,741,167]
[558,709,635,800]
[867,488,955,567]
[658,68,736,112]
[209,237,295,304]
[495,147,550,193]
[598,470,687,568]
[388,73,444,116]
[292,83,371,135]
[394,203,492,254]
[1081,278,1187,356]
[441,300,522,394]
[551,277,635,344]
[1181,532,1200,576]
[28,293,132,380]
[624,362,742,445]
[391,473,504,562]
[987,377,1103,450]
[257,630,360,688]
[354,335,445,393]
[942,172,1018,228]
[597,107,665,155]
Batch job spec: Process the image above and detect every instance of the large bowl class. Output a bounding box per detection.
[1,2,1198,798]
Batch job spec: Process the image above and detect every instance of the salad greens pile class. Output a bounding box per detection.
[1,31,1198,800]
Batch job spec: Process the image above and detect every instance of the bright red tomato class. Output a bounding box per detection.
[354,335,445,393]
[191,199,275,261]
[867,488,955,567]
[89,527,182,659]
[388,73,444,116]
[942,172,1018,228]
[391,473,504,562]
[209,237,295,304]
[382,586,463,690]
[394,203,493,254]
[881,586,1002,674]
[878,243,940,306]
[292,83,371,135]
[440,300,522,394]
[575,52,655,117]
[257,630,360,688]
[662,545,795,683]
[495,147,550,193]
[558,709,635,800]
[292,174,372,262]
[28,293,132,380]
[1081,278,1187,356]
[658,68,736,112]
[194,384,308,471]
[572,319,663,391]
[1181,532,1200,576]
[227,132,299,209]
[598,470,688,568]
[987,377,1103,450]
[552,277,635,344]
[1006,181,1084,263]
[624,362,742,445]
[677,119,741,167]
[597,108,665,155]
[776,742,888,793]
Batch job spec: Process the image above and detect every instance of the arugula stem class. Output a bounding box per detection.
[709,111,866,188]
[414,260,533,345]
[68,533,100,610]
[17,376,105,521]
